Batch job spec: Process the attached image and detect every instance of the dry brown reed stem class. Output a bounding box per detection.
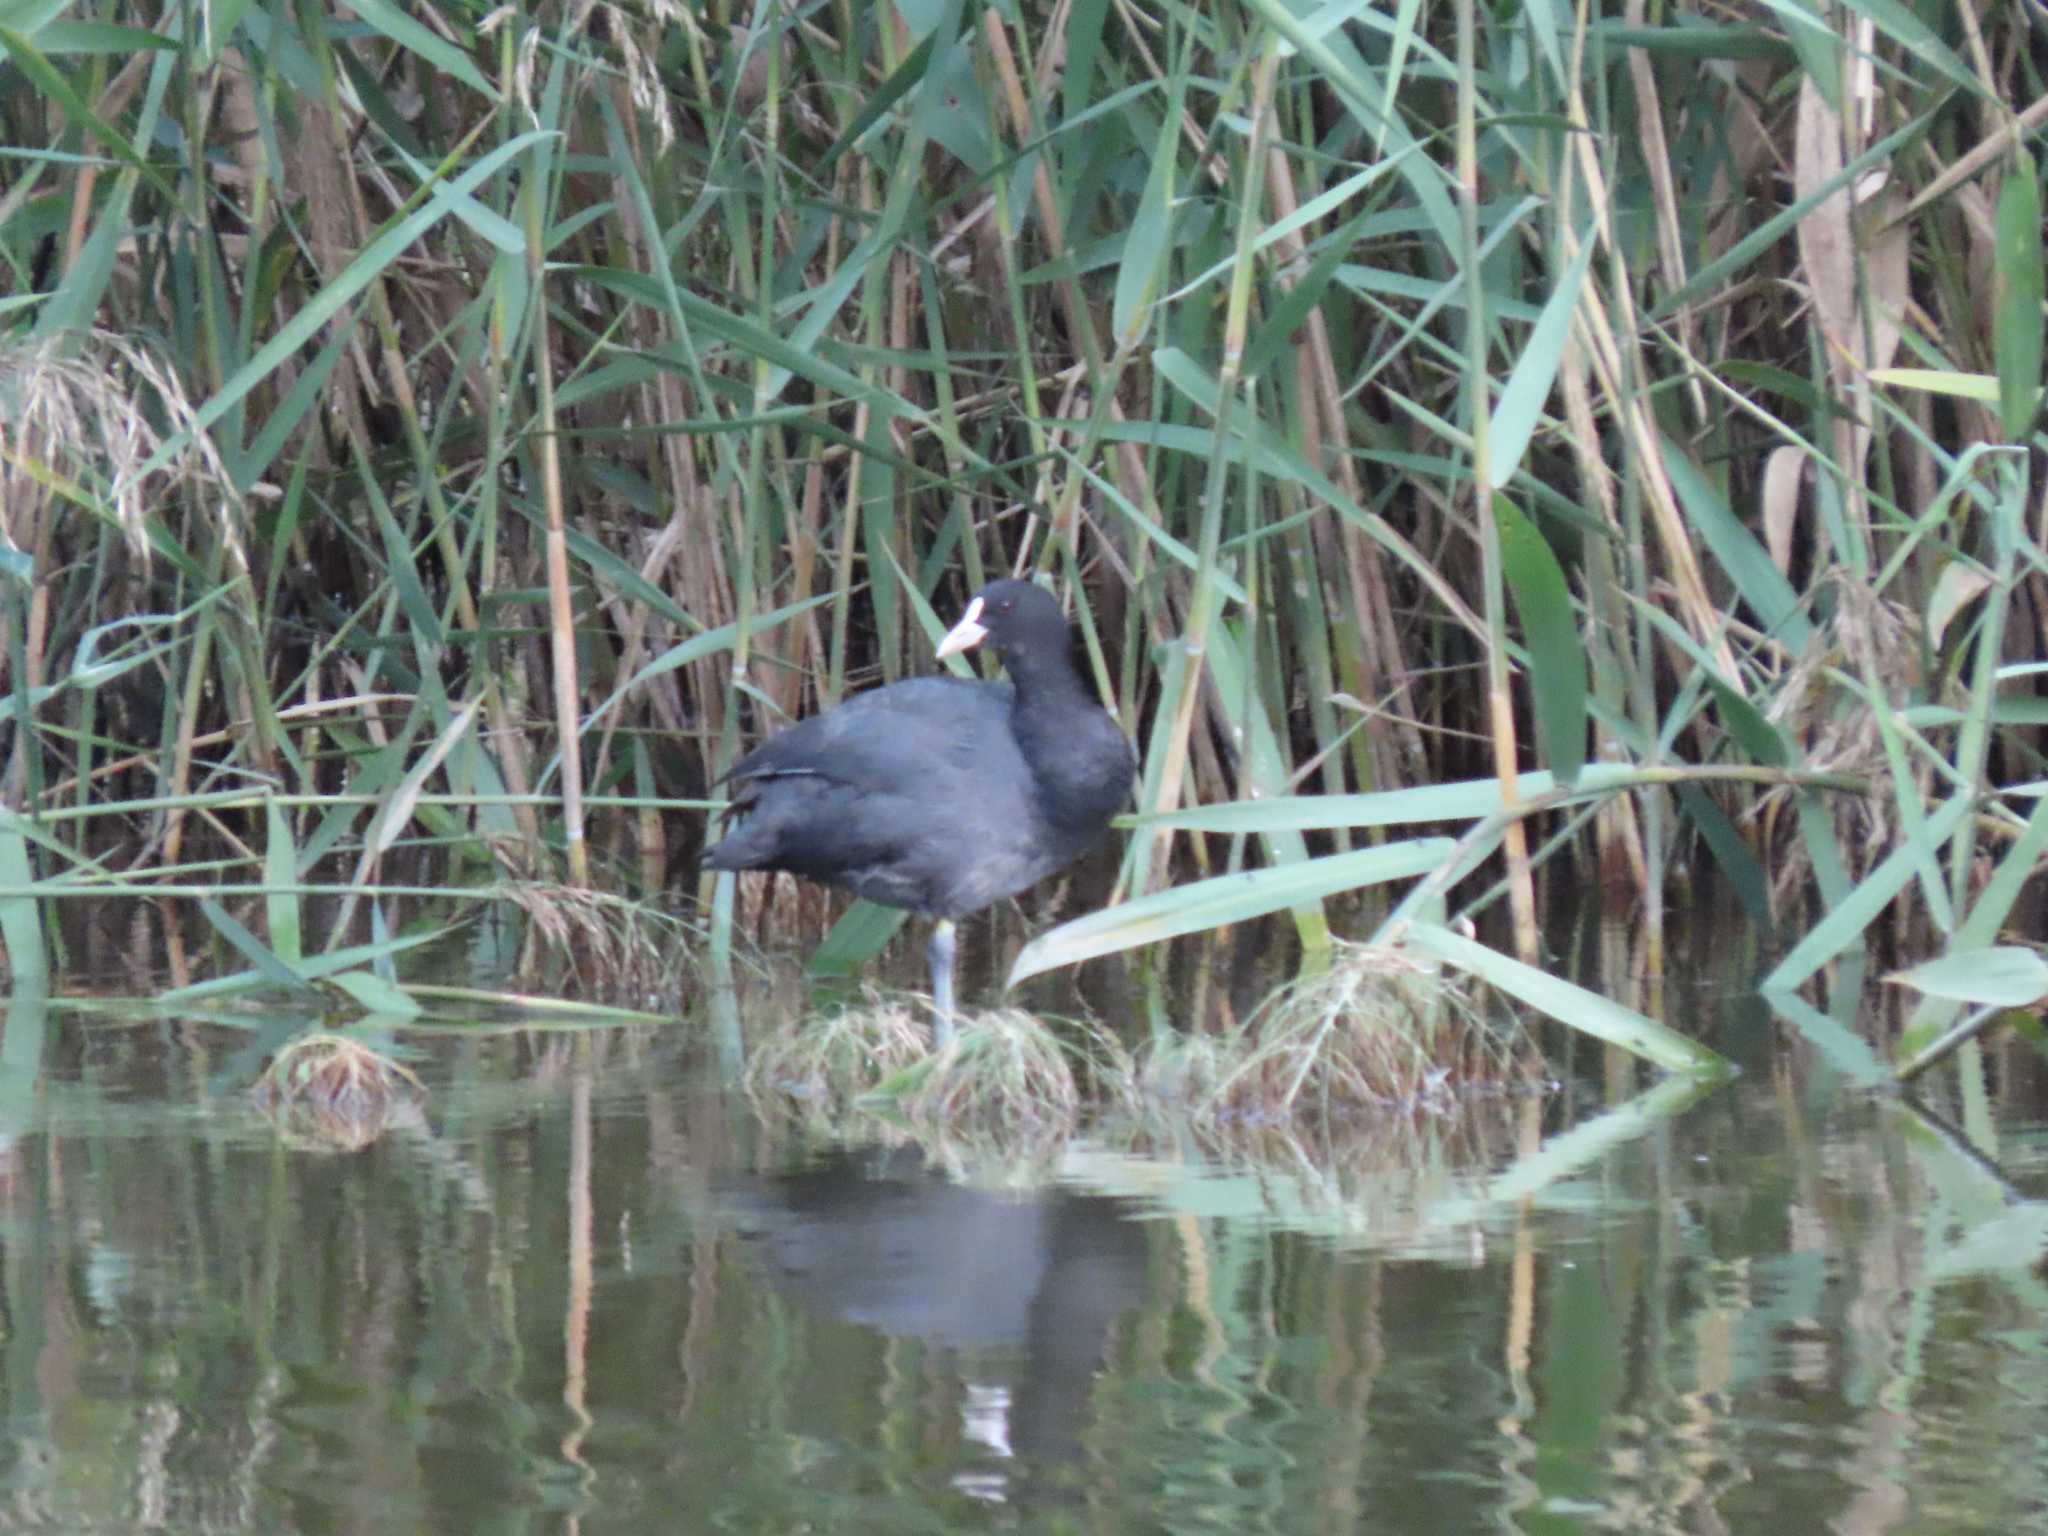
[61,50,152,268]
[1558,54,1742,693]
[1128,41,1290,899]
[316,15,545,863]
[161,592,213,874]
[1624,0,1709,429]
[587,71,661,806]
[1559,0,1645,901]
[1886,90,2048,233]
[534,292,589,887]
[1259,125,1423,789]
[619,23,730,745]
[982,10,1159,529]
[1795,70,1878,552]
[1455,0,1538,966]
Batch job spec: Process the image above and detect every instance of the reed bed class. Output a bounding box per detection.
[0,1,2041,1089]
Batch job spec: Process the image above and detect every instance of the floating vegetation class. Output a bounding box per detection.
[1142,943,1526,1126]
[252,1034,425,1151]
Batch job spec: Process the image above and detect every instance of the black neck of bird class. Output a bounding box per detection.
[1000,634,1091,705]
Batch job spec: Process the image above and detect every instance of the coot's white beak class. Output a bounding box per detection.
[935,596,988,660]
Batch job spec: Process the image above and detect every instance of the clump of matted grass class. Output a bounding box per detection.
[1141,942,1524,1125]
[742,993,935,1123]
[251,1033,425,1151]
[889,1008,1086,1134]
[746,995,1131,1142]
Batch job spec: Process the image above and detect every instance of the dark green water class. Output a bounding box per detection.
[1,986,2044,1535]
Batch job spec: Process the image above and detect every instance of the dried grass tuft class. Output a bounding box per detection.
[500,880,696,1006]
[896,1007,1084,1135]
[742,993,933,1123]
[1142,942,1521,1125]
[0,329,240,565]
[252,1033,425,1151]
[745,998,1129,1151]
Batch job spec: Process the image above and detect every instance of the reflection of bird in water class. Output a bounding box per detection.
[723,1148,1152,1484]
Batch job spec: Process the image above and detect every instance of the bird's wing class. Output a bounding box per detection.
[718,678,1011,793]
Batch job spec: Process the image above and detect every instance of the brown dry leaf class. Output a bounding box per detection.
[1794,76,1858,376]
[1707,57,1777,263]
[1928,560,1992,652]
[1956,179,2001,337]
[1951,180,2003,441]
[1761,445,1806,577]
[1561,328,1616,526]
[1859,180,1911,377]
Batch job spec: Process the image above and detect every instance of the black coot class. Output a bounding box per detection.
[703,580,1133,1043]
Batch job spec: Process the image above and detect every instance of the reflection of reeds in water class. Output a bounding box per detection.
[1069,1094,1545,1253]
[252,1034,425,1152]
[1195,1101,1530,1178]
[1141,943,1528,1126]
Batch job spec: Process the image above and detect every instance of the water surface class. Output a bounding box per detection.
[0,985,2043,1534]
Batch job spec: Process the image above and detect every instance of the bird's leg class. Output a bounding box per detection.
[928,919,958,1049]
